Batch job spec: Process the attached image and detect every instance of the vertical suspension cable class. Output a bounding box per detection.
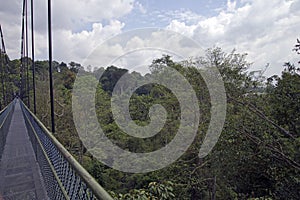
[1,26,11,103]
[0,25,3,110]
[23,0,27,103]
[31,0,36,114]
[0,25,9,106]
[25,0,30,108]
[20,0,26,101]
[48,0,55,133]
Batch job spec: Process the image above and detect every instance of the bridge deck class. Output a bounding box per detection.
[0,101,48,200]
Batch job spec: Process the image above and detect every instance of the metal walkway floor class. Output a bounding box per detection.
[0,101,48,199]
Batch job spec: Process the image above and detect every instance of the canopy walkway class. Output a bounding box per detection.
[0,99,113,200]
[0,0,113,198]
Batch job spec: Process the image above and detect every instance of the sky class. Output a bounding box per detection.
[0,0,300,76]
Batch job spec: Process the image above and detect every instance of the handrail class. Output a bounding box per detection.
[0,102,10,115]
[22,102,70,199]
[20,100,113,200]
[0,98,15,160]
[0,98,16,128]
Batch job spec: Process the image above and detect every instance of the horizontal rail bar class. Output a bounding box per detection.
[22,102,69,199]
[20,100,113,200]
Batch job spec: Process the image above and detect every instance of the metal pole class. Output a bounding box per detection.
[48,0,55,133]
[31,0,36,114]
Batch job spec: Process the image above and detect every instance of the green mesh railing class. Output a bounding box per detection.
[20,100,113,200]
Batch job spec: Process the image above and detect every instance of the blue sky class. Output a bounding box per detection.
[121,1,227,29]
[76,0,230,31]
[1,0,300,76]
[120,0,249,29]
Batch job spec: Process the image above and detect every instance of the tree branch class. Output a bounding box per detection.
[228,95,295,139]
[238,126,300,170]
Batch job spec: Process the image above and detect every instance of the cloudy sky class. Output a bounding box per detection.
[0,0,299,75]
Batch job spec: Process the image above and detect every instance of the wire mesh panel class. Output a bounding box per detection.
[23,108,65,199]
[0,99,15,160]
[20,101,113,200]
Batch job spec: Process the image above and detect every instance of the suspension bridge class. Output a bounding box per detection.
[0,0,114,199]
[0,99,113,199]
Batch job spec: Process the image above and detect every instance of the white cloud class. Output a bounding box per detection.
[135,1,147,14]
[0,0,24,58]
[51,0,134,31]
[166,0,300,76]
[52,20,125,62]
[156,9,204,25]
[1,0,299,77]
[0,0,133,61]
[81,28,205,74]
[227,0,237,12]
[166,20,196,37]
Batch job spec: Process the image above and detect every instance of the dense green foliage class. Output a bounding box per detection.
[1,44,299,199]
